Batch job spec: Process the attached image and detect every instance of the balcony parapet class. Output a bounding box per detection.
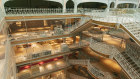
[16,40,89,64]
[69,59,105,79]
[11,17,90,45]
[114,53,140,79]
[17,60,70,79]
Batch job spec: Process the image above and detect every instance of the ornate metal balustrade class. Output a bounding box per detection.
[114,53,140,79]
[5,8,64,16]
[5,8,101,16]
[89,39,120,58]
[125,42,140,66]
[64,17,91,34]
[5,8,106,15]
[69,59,105,78]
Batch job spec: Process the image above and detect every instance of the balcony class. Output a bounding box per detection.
[17,59,70,79]
[5,8,103,16]
[10,17,90,45]
[15,39,89,64]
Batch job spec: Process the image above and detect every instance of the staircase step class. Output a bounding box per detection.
[127,26,139,29]
[130,29,140,32]
[125,56,131,59]
[129,61,135,64]
[132,64,137,67]
[137,69,140,73]
[135,67,139,70]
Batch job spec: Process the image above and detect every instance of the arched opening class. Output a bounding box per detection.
[117,3,136,8]
[4,0,63,8]
[77,2,107,9]
[4,0,63,14]
[66,0,74,8]
[66,0,74,12]
[110,2,115,8]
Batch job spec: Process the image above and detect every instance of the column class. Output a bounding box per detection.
[63,0,67,13]
[43,20,47,26]
[63,38,66,43]
[106,5,110,12]
[114,0,118,8]
[106,0,110,12]
[74,4,77,13]
[136,1,140,8]
[114,4,118,8]
[64,68,69,79]
[64,54,69,79]
[0,0,6,15]
[73,36,76,43]
[136,4,139,8]
[126,4,129,8]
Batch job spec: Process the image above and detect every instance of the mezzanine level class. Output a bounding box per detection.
[16,40,89,66]
[17,59,70,79]
[1,8,140,46]
[10,17,90,45]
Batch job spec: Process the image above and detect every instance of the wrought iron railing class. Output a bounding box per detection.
[5,8,64,15]
[5,8,104,16]
[125,42,140,66]
[69,59,104,78]
[89,39,120,58]
[64,17,91,33]
[114,53,140,79]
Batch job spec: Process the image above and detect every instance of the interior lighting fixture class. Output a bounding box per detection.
[46,64,53,70]
[16,21,21,27]
[39,62,44,65]
[24,65,30,69]
[54,58,58,61]
[56,61,63,66]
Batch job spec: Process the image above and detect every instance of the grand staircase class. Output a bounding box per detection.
[114,53,140,79]
[70,17,140,46]
[121,52,140,74]
[121,22,140,44]
[69,59,105,79]
[70,20,93,35]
